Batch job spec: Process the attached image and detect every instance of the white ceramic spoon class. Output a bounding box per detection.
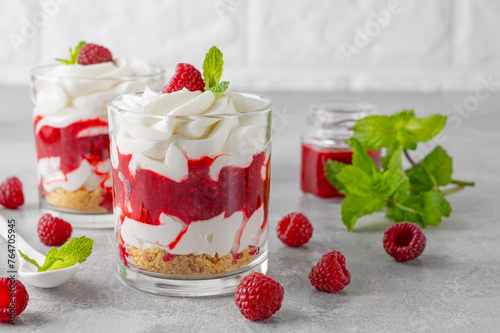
[0,215,80,288]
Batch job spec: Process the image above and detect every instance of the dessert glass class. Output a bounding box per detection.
[31,63,165,228]
[108,91,272,296]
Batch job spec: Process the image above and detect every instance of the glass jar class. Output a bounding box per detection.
[31,64,165,228]
[108,91,272,296]
[301,102,381,199]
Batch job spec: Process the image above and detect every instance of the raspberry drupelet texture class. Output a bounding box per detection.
[77,43,113,65]
[37,214,72,246]
[309,250,351,293]
[0,177,24,209]
[0,278,29,322]
[162,63,205,93]
[234,272,284,321]
[276,212,313,247]
[383,222,426,262]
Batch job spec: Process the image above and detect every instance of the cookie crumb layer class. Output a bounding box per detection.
[45,187,108,212]
[128,246,256,276]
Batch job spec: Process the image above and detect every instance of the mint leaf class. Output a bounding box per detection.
[382,146,402,170]
[372,169,408,198]
[386,190,451,227]
[207,81,229,93]
[406,146,452,193]
[324,160,348,195]
[353,115,397,150]
[55,41,86,65]
[44,236,93,271]
[347,138,381,179]
[336,165,373,196]
[18,249,42,270]
[353,110,447,151]
[24,236,94,272]
[341,195,387,231]
[406,114,447,143]
[203,46,225,89]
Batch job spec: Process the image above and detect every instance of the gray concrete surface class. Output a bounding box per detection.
[0,86,499,332]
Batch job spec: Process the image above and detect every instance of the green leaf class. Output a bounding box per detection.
[324,160,348,195]
[44,236,94,271]
[336,165,373,196]
[18,249,41,270]
[353,110,447,152]
[341,195,387,231]
[406,114,447,142]
[372,169,408,198]
[386,190,451,227]
[207,81,229,93]
[382,146,402,170]
[353,115,398,150]
[55,41,86,65]
[406,146,453,193]
[347,138,381,179]
[203,46,224,89]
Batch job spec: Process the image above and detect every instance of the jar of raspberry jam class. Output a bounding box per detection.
[301,102,381,199]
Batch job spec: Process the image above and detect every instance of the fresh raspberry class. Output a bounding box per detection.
[383,222,426,262]
[276,212,313,247]
[0,177,24,209]
[309,250,351,293]
[77,43,113,65]
[162,63,205,93]
[37,214,72,246]
[234,272,284,321]
[0,278,29,323]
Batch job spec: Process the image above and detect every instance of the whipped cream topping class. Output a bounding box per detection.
[111,88,270,182]
[34,59,157,118]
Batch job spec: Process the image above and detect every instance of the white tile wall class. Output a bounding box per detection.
[1,0,499,92]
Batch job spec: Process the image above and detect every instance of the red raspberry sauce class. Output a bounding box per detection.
[301,144,381,198]
[34,115,112,211]
[113,151,270,227]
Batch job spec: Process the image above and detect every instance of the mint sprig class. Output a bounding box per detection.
[55,41,86,65]
[202,46,230,93]
[325,110,474,231]
[18,236,94,272]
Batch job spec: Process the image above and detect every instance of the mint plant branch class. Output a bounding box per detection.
[325,109,474,231]
[403,148,474,195]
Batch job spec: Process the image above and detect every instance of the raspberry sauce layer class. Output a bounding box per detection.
[301,144,381,198]
[34,115,112,210]
[113,151,270,226]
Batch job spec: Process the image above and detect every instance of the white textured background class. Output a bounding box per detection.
[1,0,500,92]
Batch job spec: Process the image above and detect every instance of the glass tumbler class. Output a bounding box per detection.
[108,92,272,296]
[31,65,165,228]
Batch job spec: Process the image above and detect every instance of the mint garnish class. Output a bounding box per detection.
[18,236,94,272]
[325,109,474,231]
[203,46,229,93]
[55,41,86,65]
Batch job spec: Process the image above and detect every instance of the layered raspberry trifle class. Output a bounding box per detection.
[31,42,164,227]
[109,47,272,294]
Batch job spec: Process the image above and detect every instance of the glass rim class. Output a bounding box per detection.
[30,62,165,81]
[309,101,376,114]
[107,90,273,119]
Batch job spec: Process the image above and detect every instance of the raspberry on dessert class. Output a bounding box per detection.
[37,214,72,246]
[77,43,113,65]
[383,222,426,262]
[162,63,205,93]
[0,177,24,209]
[309,250,351,293]
[276,212,313,247]
[0,278,29,323]
[234,272,284,321]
